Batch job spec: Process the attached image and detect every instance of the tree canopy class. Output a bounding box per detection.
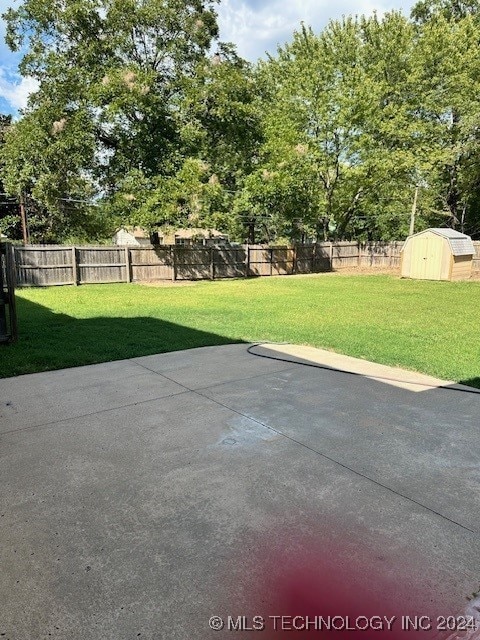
[2,0,480,243]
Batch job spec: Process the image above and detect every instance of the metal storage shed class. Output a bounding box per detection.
[401,228,474,281]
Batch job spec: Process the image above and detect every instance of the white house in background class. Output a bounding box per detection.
[113,226,229,246]
[112,227,151,246]
[163,228,229,246]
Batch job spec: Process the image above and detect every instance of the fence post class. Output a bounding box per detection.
[71,247,78,285]
[270,248,273,276]
[13,245,19,285]
[7,243,18,341]
[358,241,362,268]
[329,242,333,270]
[210,246,215,280]
[293,245,297,275]
[245,245,250,278]
[124,246,131,283]
[171,246,176,281]
[0,243,18,342]
[9,244,18,288]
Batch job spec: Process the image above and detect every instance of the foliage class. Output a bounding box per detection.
[412,9,480,234]
[2,0,480,242]
[245,8,480,241]
[0,114,19,239]
[0,0,220,240]
[107,158,226,231]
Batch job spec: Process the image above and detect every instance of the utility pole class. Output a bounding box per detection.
[409,186,418,236]
[19,193,29,245]
[460,204,466,234]
[248,220,255,244]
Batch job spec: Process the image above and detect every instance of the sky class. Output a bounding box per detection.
[0,0,413,115]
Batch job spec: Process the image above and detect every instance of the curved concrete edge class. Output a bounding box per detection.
[252,342,480,394]
[2,340,478,396]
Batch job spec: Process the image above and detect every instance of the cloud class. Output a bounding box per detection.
[217,0,413,61]
[0,69,38,111]
[0,0,414,112]
[0,0,37,113]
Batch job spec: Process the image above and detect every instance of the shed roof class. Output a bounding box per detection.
[406,228,475,256]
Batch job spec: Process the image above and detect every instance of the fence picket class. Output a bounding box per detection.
[11,241,480,287]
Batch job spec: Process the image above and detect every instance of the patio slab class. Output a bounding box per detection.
[1,343,479,639]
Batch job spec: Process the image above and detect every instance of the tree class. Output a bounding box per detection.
[248,17,425,242]
[4,0,480,244]
[241,8,480,242]
[107,158,225,232]
[0,115,20,240]
[355,12,435,239]
[263,21,374,240]
[177,44,263,240]
[410,0,480,235]
[1,0,220,240]
[411,0,480,22]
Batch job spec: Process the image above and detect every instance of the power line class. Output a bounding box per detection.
[56,197,100,205]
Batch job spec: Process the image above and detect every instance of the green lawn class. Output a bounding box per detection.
[3,274,480,387]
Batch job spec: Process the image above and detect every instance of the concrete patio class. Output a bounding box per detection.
[1,343,479,639]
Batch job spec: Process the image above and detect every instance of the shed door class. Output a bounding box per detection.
[410,236,442,280]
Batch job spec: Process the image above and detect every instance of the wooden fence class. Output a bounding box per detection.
[0,242,17,341]
[11,240,480,287]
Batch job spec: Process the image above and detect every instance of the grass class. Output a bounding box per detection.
[3,273,480,387]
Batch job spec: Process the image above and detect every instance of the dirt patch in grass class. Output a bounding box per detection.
[139,267,402,285]
[329,267,401,277]
[137,280,198,287]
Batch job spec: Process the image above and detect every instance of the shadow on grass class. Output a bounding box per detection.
[458,377,480,390]
[3,297,480,391]
[2,296,244,378]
